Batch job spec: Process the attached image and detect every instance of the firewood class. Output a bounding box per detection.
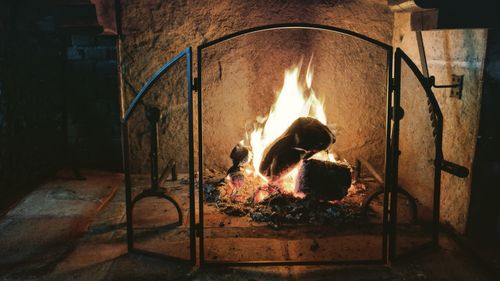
[297,159,352,201]
[230,142,251,167]
[259,117,335,179]
[226,143,251,182]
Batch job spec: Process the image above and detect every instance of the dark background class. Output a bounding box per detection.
[0,0,120,213]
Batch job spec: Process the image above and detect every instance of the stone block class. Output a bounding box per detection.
[72,34,95,46]
[95,61,117,75]
[84,47,107,60]
[70,61,94,73]
[96,35,117,47]
[67,47,83,60]
[107,48,117,60]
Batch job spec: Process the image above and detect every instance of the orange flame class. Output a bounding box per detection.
[245,57,335,202]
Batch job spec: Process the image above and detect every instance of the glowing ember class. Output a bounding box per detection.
[243,57,336,202]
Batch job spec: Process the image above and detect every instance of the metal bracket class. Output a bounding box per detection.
[192,77,199,92]
[195,223,202,237]
[416,31,464,99]
[390,106,405,121]
[441,159,469,178]
[429,75,464,99]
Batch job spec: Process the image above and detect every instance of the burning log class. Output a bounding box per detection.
[227,142,251,175]
[230,142,251,167]
[226,142,251,189]
[297,159,352,201]
[259,117,335,179]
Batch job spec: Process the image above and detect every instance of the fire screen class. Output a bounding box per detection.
[120,23,466,267]
[196,24,392,266]
[121,48,195,264]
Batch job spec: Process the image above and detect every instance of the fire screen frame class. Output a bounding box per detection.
[196,23,394,266]
[121,47,196,264]
[119,23,457,268]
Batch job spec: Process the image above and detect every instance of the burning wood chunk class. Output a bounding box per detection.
[230,142,251,167]
[259,117,335,179]
[297,159,352,201]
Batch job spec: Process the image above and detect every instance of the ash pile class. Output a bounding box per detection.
[204,174,366,228]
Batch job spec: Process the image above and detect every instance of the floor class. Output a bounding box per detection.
[0,170,496,281]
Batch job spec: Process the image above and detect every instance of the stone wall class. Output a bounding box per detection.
[65,34,121,170]
[119,0,394,174]
[392,12,487,233]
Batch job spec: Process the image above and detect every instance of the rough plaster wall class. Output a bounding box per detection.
[200,30,315,171]
[392,13,487,233]
[120,0,393,173]
[127,58,189,174]
[310,32,389,171]
[200,30,388,172]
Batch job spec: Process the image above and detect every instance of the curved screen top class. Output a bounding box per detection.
[122,47,192,122]
[198,23,392,51]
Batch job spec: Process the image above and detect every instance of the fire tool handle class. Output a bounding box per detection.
[146,107,161,190]
[441,160,469,178]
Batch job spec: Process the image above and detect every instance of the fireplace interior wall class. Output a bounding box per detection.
[200,29,389,173]
[120,0,394,176]
[393,12,488,233]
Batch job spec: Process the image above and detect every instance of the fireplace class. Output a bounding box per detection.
[120,23,470,266]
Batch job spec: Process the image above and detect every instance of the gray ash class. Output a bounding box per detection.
[203,173,365,228]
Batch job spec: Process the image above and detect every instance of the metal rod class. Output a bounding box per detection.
[432,83,461,88]
[187,47,196,265]
[131,190,182,225]
[146,107,161,190]
[429,76,462,89]
[432,109,443,247]
[354,159,362,182]
[123,49,190,122]
[199,23,392,51]
[383,48,393,264]
[358,157,384,185]
[389,48,403,261]
[121,122,134,250]
[416,31,429,78]
[115,0,125,118]
[197,45,205,266]
[171,162,177,181]
[204,259,385,267]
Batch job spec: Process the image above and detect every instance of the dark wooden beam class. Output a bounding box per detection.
[390,0,500,30]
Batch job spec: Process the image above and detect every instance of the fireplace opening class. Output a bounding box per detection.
[197,27,392,264]
[201,66,384,229]
[121,24,466,266]
[204,60,354,219]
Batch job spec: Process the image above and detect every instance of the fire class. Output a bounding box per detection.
[244,57,335,202]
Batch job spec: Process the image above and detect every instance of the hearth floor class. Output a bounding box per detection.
[0,170,495,280]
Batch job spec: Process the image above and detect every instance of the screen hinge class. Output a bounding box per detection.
[195,223,202,237]
[192,77,199,92]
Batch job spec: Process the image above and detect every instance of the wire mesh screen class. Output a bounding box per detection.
[123,50,193,262]
[197,27,391,264]
[395,56,436,256]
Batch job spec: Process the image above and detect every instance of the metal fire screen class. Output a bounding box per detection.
[120,23,467,267]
